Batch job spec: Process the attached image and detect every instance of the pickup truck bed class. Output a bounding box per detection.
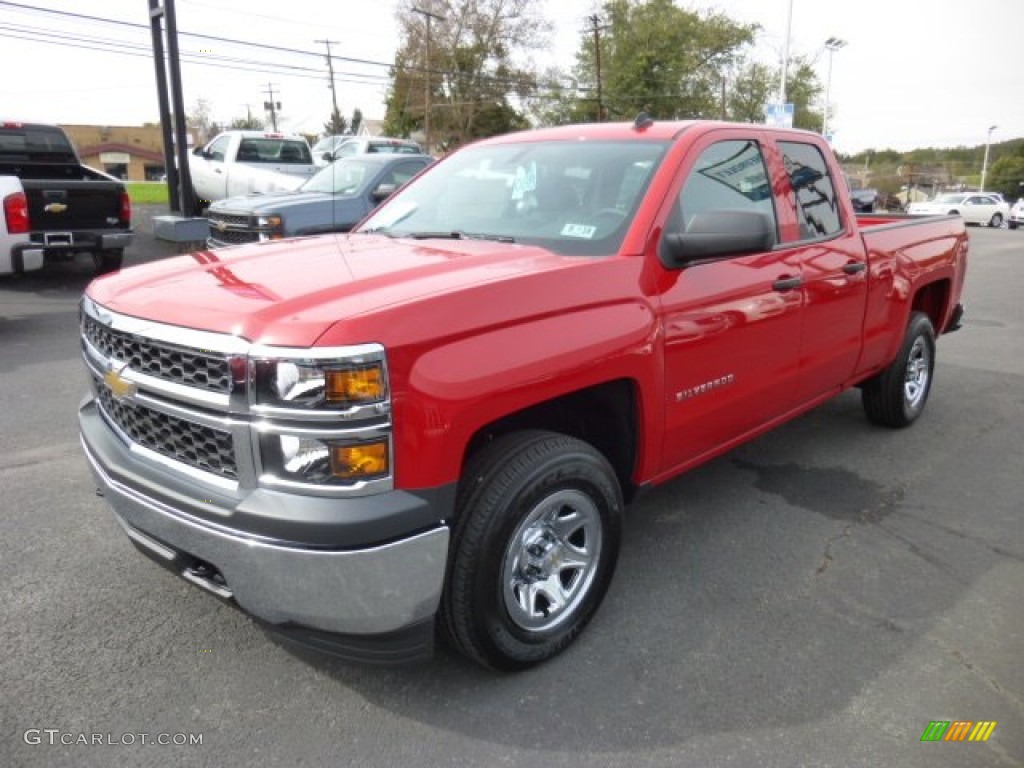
[0,122,132,273]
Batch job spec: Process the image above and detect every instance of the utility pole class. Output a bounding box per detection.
[315,39,341,130]
[588,14,606,122]
[262,83,280,131]
[412,6,444,153]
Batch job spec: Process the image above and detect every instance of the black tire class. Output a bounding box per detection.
[1009,222,1018,230]
[862,311,936,428]
[989,213,1004,228]
[94,249,123,274]
[441,430,623,670]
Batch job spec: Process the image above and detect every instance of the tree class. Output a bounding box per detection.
[324,109,348,136]
[383,0,549,149]
[987,155,1024,199]
[572,0,757,121]
[350,108,364,136]
[727,59,774,124]
[186,98,221,143]
[783,55,823,131]
[229,114,264,130]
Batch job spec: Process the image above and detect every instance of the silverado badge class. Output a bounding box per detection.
[44,203,68,213]
[103,366,137,401]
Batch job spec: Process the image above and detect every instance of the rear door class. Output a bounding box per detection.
[655,130,805,474]
[772,138,868,403]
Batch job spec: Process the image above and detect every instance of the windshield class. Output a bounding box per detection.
[300,157,376,195]
[357,139,668,256]
[934,194,966,204]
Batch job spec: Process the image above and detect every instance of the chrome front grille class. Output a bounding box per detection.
[82,314,232,393]
[207,213,250,227]
[210,228,260,245]
[93,375,238,480]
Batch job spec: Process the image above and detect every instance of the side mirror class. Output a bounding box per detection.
[660,210,775,268]
[192,146,205,157]
[322,152,334,163]
[371,183,397,203]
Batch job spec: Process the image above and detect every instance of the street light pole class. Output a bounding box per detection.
[980,124,997,192]
[779,0,793,105]
[822,37,847,141]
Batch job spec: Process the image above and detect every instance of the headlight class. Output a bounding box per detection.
[251,350,388,411]
[256,215,282,229]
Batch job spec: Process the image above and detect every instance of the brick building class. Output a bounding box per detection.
[60,124,195,182]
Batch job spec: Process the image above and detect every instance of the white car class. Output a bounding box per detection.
[1008,198,1024,230]
[906,193,1009,227]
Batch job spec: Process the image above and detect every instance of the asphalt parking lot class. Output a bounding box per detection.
[1,216,1021,767]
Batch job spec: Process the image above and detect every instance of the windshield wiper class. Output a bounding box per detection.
[406,231,515,243]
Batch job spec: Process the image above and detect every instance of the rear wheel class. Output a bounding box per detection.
[862,311,936,428]
[441,430,622,670]
[93,249,123,274]
[989,213,1004,228]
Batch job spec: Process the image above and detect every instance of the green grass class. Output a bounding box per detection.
[125,181,169,206]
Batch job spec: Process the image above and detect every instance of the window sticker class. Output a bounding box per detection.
[510,162,537,200]
[561,223,597,239]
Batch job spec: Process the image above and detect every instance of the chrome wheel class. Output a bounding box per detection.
[501,488,602,632]
[990,213,1004,228]
[903,336,931,409]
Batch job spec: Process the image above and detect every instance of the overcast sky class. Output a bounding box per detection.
[0,0,1019,154]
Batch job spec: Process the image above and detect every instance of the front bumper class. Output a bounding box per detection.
[81,400,451,664]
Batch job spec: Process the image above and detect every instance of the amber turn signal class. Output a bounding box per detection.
[330,442,389,480]
[325,365,385,404]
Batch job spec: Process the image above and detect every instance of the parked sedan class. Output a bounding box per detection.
[312,135,424,166]
[906,193,1009,227]
[206,153,432,247]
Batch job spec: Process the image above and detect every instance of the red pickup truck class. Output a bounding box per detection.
[79,119,967,669]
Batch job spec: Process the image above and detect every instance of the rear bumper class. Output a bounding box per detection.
[31,228,133,253]
[81,404,451,664]
[9,241,45,273]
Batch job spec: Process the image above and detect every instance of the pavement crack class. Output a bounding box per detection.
[815,523,854,576]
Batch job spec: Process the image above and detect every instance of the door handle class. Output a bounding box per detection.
[214,168,223,174]
[772,276,803,292]
[842,261,867,275]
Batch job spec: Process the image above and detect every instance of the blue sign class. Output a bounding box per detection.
[764,103,794,128]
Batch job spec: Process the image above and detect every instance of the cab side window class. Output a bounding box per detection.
[207,135,231,162]
[779,141,842,240]
[672,139,777,243]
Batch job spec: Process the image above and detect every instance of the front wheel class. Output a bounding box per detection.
[441,430,623,670]
[989,212,1004,228]
[861,311,936,428]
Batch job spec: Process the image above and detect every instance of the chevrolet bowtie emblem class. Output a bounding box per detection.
[103,366,137,401]
[213,220,228,231]
[44,203,68,213]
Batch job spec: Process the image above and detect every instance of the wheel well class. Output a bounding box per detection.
[911,280,950,331]
[462,380,639,503]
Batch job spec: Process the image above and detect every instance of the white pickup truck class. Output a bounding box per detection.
[188,130,318,213]
[0,176,43,275]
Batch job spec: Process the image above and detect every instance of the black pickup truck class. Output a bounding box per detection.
[0,121,132,273]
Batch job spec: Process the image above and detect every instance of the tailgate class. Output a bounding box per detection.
[22,179,125,232]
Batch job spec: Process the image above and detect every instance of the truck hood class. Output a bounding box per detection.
[212,191,337,215]
[86,234,590,347]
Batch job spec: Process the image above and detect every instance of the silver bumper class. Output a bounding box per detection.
[83,439,449,636]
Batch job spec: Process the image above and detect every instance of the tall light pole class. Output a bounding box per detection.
[980,124,997,192]
[779,0,794,106]
[821,37,847,141]
[412,6,444,153]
